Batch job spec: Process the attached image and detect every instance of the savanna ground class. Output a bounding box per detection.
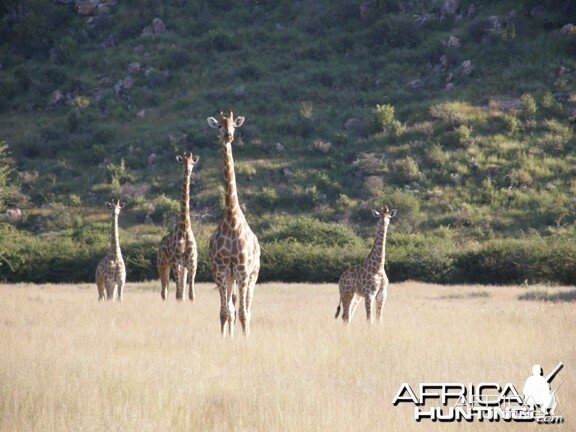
[0,281,574,432]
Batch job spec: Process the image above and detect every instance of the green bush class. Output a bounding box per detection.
[259,241,367,282]
[371,104,405,136]
[520,93,538,120]
[540,91,563,117]
[260,216,363,247]
[0,142,14,212]
[453,237,576,285]
[152,194,180,224]
[455,125,472,146]
[392,156,420,183]
[503,114,520,135]
[377,187,422,232]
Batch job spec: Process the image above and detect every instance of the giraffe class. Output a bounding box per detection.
[96,198,126,301]
[335,206,397,324]
[207,111,260,337]
[157,151,200,301]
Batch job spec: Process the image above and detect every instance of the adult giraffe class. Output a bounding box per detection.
[207,111,260,337]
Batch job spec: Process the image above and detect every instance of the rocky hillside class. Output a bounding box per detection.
[0,0,575,283]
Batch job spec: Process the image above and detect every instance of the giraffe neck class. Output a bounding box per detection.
[178,166,192,234]
[221,141,244,227]
[367,221,388,271]
[110,212,121,258]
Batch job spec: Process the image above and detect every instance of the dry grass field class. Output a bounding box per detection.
[0,281,574,431]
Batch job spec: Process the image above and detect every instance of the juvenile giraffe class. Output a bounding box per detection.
[335,206,397,324]
[96,198,126,301]
[157,151,200,301]
[207,111,260,337]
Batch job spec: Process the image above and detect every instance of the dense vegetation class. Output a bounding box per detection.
[0,0,575,284]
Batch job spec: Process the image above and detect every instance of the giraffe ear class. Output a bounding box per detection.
[234,116,245,128]
[176,155,183,164]
[192,155,200,164]
[207,117,219,129]
[371,209,381,218]
[389,209,398,218]
[105,201,112,208]
[119,201,126,209]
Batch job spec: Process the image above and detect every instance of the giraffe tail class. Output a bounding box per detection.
[334,300,342,319]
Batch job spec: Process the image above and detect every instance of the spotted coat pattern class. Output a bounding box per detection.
[335,207,396,324]
[157,151,199,301]
[207,112,260,337]
[96,198,126,301]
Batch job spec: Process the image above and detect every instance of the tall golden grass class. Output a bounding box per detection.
[0,282,574,431]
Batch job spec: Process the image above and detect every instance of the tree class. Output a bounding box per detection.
[0,141,14,212]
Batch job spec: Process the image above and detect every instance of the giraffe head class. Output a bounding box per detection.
[371,206,397,226]
[206,111,245,144]
[105,198,125,216]
[176,151,200,174]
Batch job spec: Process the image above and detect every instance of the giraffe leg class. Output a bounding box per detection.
[376,285,388,324]
[117,275,126,302]
[349,295,361,321]
[96,274,105,301]
[158,257,170,301]
[340,291,355,323]
[175,265,186,301]
[105,281,115,301]
[226,278,236,337]
[236,275,251,336]
[217,281,228,336]
[365,293,376,324]
[188,255,197,302]
[244,271,258,335]
[214,271,234,337]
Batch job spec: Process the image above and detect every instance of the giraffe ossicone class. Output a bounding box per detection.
[335,206,397,324]
[157,151,199,301]
[207,111,260,337]
[96,198,126,301]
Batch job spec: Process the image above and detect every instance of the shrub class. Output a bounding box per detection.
[259,241,366,282]
[73,95,90,110]
[392,156,420,183]
[405,249,455,283]
[363,176,384,198]
[54,35,77,64]
[503,114,520,135]
[0,142,14,212]
[455,124,472,146]
[371,104,405,136]
[151,194,180,224]
[236,163,257,179]
[453,237,576,285]
[260,216,363,247]
[518,289,576,303]
[541,91,563,116]
[354,153,388,175]
[520,93,538,120]
[335,194,357,211]
[258,187,279,208]
[311,139,332,154]
[377,187,422,232]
